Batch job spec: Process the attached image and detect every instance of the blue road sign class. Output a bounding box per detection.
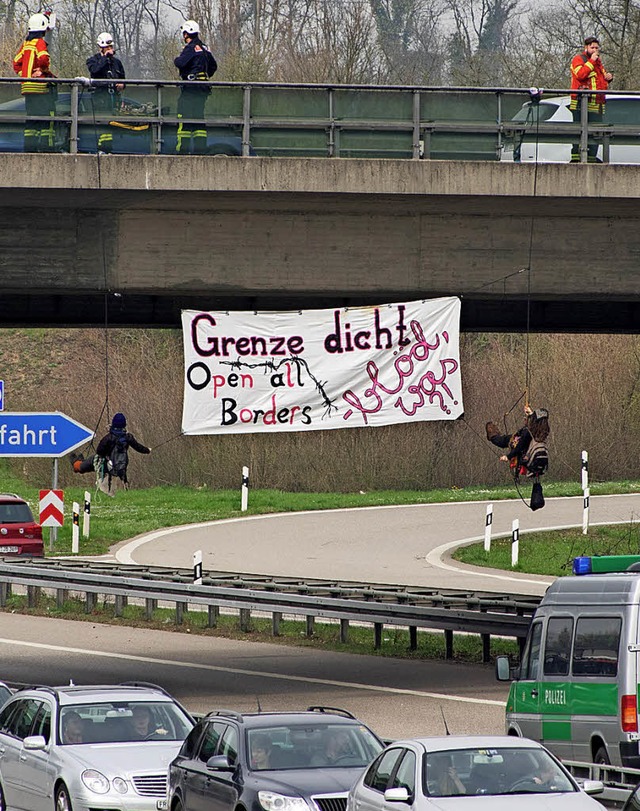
[0,381,3,412]
[0,412,94,457]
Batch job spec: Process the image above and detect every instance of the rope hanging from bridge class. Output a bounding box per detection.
[460,89,550,510]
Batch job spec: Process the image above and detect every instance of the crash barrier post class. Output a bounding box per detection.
[484,503,493,552]
[581,450,589,491]
[511,519,519,567]
[82,491,91,538]
[71,502,80,554]
[583,488,590,535]
[241,466,249,512]
[193,549,203,585]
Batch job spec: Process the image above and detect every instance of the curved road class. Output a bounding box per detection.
[112,493,640,596]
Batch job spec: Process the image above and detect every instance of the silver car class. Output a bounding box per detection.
[348,735,604,810]
[0,683,194,811]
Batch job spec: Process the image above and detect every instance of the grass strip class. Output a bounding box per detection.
[454,523,640,577]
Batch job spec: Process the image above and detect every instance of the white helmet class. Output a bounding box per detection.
[181,19,199,35]
[97,32,113,48]
[28,12,49,31]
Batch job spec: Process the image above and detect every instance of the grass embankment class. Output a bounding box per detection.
[454,524,640,578]
[2,464,638,662]
[3,465,638,557]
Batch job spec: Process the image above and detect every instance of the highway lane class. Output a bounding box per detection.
[6,494,637,743]
[114,493,640,596]
[0,613,507,740]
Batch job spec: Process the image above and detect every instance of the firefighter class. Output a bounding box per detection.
[13,13,57,152]
[570,37,613,163]
[174,20,217,154]
[86,33,126,152]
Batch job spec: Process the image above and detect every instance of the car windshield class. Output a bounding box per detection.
[424,747,576,797]
[59,702,192,744]
[512,102,559,123]
[247,723,383,770]
[0,503,34,523]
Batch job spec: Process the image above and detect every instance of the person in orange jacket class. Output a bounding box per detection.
[13,12,57,152]
[570,36,613,162]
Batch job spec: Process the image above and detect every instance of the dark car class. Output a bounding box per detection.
[623,780,640,809]
[0,493,43,557]
[167,706,384,811]
[0,92,247,156]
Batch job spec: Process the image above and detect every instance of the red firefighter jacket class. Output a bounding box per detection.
[13,37,52,94]
[570,51,609,111]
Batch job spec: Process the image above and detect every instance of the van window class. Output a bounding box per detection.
[520,621,543,680]
[544,617,573,676]
[572,617,621,677]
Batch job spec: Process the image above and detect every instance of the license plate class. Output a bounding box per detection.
[0,546,19,553]
[156,801,167,810]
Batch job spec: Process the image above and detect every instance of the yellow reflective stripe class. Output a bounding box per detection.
[22,83,49,93]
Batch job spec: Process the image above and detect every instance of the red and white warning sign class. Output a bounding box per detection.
[39,489,64,527]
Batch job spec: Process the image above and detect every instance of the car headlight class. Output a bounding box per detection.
[112,777,129,794]
[81,770,110,794]
[258,792,309,811]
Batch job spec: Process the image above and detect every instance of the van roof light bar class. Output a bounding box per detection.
[573,555,640,575]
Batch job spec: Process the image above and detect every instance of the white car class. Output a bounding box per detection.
[0,683,194,811]
[347,735,604,810]
[501,94,640,163]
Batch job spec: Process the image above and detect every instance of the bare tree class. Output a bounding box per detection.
[445,0,521,85]
[370,0,448,83]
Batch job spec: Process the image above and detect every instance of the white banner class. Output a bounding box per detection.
[182,298,463,435]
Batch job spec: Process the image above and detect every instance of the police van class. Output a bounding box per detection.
[496,555,640,768]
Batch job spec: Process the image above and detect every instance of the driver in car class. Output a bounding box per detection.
[129,706,168,739]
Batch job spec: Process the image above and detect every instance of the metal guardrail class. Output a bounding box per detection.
[564,759,640,807]
[0,559,538,658]
[0,79,638,161]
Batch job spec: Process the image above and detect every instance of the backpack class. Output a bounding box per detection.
[522,438,549,478]
[107,429,129,484]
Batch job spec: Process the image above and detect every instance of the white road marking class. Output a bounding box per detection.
[0,637,504,707]
[426,518,640,585]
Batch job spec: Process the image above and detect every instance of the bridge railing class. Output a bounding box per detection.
[0,78,639,162]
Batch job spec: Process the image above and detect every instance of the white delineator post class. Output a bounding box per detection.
[511,519,520,567]
[581,451,589,492]
[583,488,590,535]
[241,466,249,512]
[82,491,91,538]
[72,501,80,554]
[484,503,493,552]
[193,550,203,585]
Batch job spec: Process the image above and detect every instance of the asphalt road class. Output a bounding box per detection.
[0,613,507,740]
[113,493,640,596]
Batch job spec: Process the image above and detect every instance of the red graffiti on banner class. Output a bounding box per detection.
[342,320,459,425]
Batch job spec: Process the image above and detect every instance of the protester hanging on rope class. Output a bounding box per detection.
[70,412,151,496]
[486,405,550,510]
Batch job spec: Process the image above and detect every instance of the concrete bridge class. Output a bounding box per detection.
[2,153,639,331]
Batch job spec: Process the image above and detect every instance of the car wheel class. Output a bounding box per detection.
[172,799,183,811]
[55,784,73,811]
[594,746,610,765]
[0,781,6,811]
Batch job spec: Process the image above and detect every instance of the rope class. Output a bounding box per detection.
[151,431,185,451]
[523,94,542,403]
